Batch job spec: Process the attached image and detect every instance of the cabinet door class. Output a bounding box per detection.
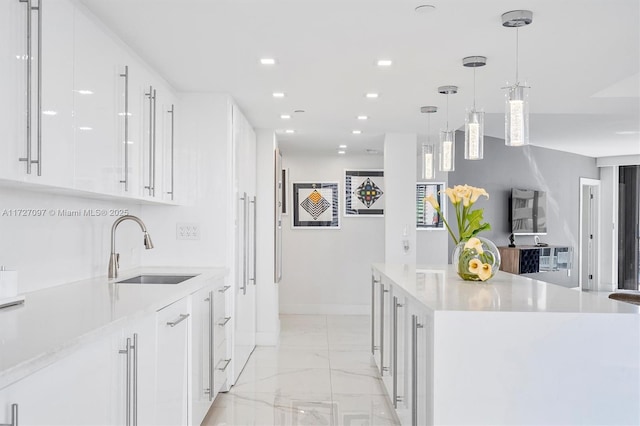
[112,314,157,426]
[73,7,121,194]
[0,334,113,425]
[155,298,189,426]
[0,0,26,181]
[191,284,214,425]
[0,0,74,186]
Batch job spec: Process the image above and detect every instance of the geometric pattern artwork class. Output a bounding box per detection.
[356,178,383,207]
[416,182,445,230]
[300,190,331,219]
[345,170,385,216]
[293,182,340,228]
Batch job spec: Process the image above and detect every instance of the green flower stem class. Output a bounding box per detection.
[435,205,459,245]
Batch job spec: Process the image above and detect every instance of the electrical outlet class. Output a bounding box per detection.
[176,223,200,240]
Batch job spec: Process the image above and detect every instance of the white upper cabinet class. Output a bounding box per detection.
[0,0,75,187]
[73,7,121,194]
[1,0,179,203]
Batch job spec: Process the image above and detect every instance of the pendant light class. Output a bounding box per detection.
[462,56,486,160]
[420,106,437,179]
[438,85,458,172]
[502,10,533,147]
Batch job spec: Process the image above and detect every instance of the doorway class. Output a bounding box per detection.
[579,178,600,291]
[618,165,640,290]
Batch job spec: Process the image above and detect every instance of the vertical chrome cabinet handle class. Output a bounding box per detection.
[119,66,129,191]
[208,291,214,401]
[166,104,174,200]
[392,296,398,408]
[0,403,18,426]
[379,283,384,374]
[132,333,138,426]
[144,86,154,195]
[151,89,157,196]
[18,0,33,174]
[35,0,41,176]
[119,337,132,426]
[240,193,248,295]
[370,275,376,354]
[250,196,257,285]
[411,316,424,426]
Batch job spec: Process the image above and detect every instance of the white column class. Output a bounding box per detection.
[255,129,280,345]
[384,133,417,264]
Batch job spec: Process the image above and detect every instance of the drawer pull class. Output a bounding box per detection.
[218,316,231,327]
[166,313,189,327]
[217,358,231,372]
[218,285,231,293]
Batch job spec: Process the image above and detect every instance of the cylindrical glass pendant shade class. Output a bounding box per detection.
[422,144,435,179]
[464,109,484,160]
[505,84,529,146]
[439,130,455,172]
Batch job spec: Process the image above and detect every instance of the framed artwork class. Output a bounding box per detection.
[416,182,445,230]
[292,182,340,228]
[281,168,289,215]
[344,170,385,216]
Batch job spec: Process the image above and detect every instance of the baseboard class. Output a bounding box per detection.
[279,304,369,315]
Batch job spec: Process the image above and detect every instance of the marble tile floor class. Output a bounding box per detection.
[202,315,400,426]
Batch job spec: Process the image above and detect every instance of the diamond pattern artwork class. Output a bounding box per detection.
[345,170,384,216]
[356,178,383,208]
[300,190,331,220]
[292,182,340,228]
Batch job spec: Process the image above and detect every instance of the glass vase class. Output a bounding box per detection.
[452,237,501,281]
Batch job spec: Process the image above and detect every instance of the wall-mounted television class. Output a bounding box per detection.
[510,188,547,235]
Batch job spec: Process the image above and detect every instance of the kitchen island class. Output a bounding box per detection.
[372,264,640,426]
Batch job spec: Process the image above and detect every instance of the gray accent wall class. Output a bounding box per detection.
[448,132,599,287]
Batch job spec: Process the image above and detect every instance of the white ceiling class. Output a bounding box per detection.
[80,0,640,159]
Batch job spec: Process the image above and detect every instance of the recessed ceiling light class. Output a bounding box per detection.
[339,144,347,149]
[273,92,285,98]
[357,115,369,120]
[415,4,436,14]
[377,59,392,67]
[42,110,57,116]
[365,93,379,99]
[260,58,276,65]
[78,126,93,131]
[280,114,291,119]
[615,130,640,135]
[77,90,93,95]
[338,150,346,155]
[285,129,295,134]
[352,130,362,134]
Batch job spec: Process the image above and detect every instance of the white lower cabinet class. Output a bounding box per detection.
[155,298,190,426]
[190,279,231,426]
[372,272,433,426]
[111,313,157,426]
[0,334,113,425]
[0,283,230,426]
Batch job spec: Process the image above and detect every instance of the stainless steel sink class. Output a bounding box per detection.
[116,274,199,284]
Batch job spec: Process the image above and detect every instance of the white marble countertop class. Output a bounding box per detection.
[0,266,226,389]
[373,264,640,314]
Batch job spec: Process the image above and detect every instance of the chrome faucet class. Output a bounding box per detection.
[108,215,154,278]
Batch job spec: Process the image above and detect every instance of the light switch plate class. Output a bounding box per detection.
[176,223,200,240]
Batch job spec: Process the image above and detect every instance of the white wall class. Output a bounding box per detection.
[598,166,617,291]
[0,185,143,293]
[255,129,279,344]
[279,153,384,315]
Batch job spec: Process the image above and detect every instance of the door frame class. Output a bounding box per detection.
[579,178,601,291]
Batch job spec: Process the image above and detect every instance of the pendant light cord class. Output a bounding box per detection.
[515,27,519,84]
